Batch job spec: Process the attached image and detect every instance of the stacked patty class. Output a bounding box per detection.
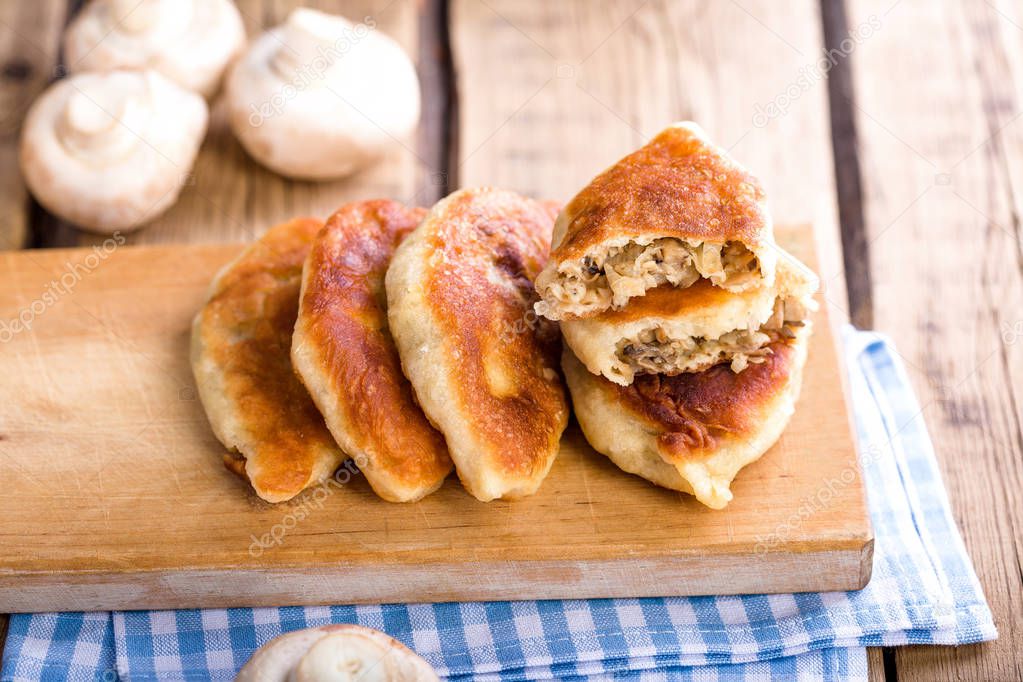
[536,122,819,509]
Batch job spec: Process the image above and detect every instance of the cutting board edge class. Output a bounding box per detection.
[0,540,873,612]
[0,528,874,573]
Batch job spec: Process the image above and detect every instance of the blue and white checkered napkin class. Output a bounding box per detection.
[2,329,997,681]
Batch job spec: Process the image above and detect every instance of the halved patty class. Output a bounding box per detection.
[535,122,777,321]
[191,218,346,503]
[563,323,811,509]
[561,247,818,385]
[291,200,453,503]
[386,188,569,502]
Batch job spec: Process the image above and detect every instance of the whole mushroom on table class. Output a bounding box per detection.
[18,2,422,236]
[63,0,246,98]
[19,69,208,234]
[235,624,439,682]
[225,8,422,181]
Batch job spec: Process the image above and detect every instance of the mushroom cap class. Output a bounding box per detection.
[235,624,439,682]
[63,0,246,97]
[226,8,421,181]
[19,69,208,234]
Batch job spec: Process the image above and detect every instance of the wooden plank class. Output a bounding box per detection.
[0,225,871,612]
[838,0,1023,679]
[867,648,888,682]
[449,0,847,323]
[0,0,66,250]
[56,0,426,247]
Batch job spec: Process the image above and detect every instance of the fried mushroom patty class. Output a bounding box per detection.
[535,121,777,320]
[291,200,453,503]
[191,218,346,503]
[386,188,569,502]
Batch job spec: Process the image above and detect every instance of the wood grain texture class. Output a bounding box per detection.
[55,0,427,248]
[0,225,871,612]
[0,0,66,250]
[867,648,887,682]
[840,0,1023,679]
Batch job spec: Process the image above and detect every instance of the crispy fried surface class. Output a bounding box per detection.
[191,218,346,503]
[621,339,796,462]
[387,188,569,501]
[292,200,452,502]
[425,190,565,476]
[553,122,770,260]
[563,327,809,509]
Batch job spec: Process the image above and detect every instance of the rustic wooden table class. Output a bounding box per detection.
[1,1,1020,679]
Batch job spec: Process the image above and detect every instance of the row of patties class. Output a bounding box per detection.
[191,191,570,504]
[535,122,820,509]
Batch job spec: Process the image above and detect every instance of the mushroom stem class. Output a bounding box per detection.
[57,80,141,161]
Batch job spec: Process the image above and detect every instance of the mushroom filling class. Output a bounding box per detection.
[615,296,808,376]
[544,238,760,315]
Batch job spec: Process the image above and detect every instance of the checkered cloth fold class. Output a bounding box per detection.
[1,330,996,681]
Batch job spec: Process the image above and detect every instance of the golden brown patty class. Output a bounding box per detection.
[534,122,777,320]
[191,218,346,503]
[291,200,453,503]
[563,324,810,509]
[553,121,772,258]
[386,188,569,501]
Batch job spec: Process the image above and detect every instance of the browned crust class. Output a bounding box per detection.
[610,339,796,463]
[553,124,770,260]
[297,200,452,494]
[423,189,568,477]
[196,217,343,500]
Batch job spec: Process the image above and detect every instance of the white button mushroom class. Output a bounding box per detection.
[63,0,245,98]
[225,8,421,181]
[235,625,438,682]
[19,70,208,234]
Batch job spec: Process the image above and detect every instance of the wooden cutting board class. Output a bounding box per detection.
[0,225,872,612]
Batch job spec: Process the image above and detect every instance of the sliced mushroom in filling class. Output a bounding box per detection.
[614,296,809,378]
[541,238,761,317]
